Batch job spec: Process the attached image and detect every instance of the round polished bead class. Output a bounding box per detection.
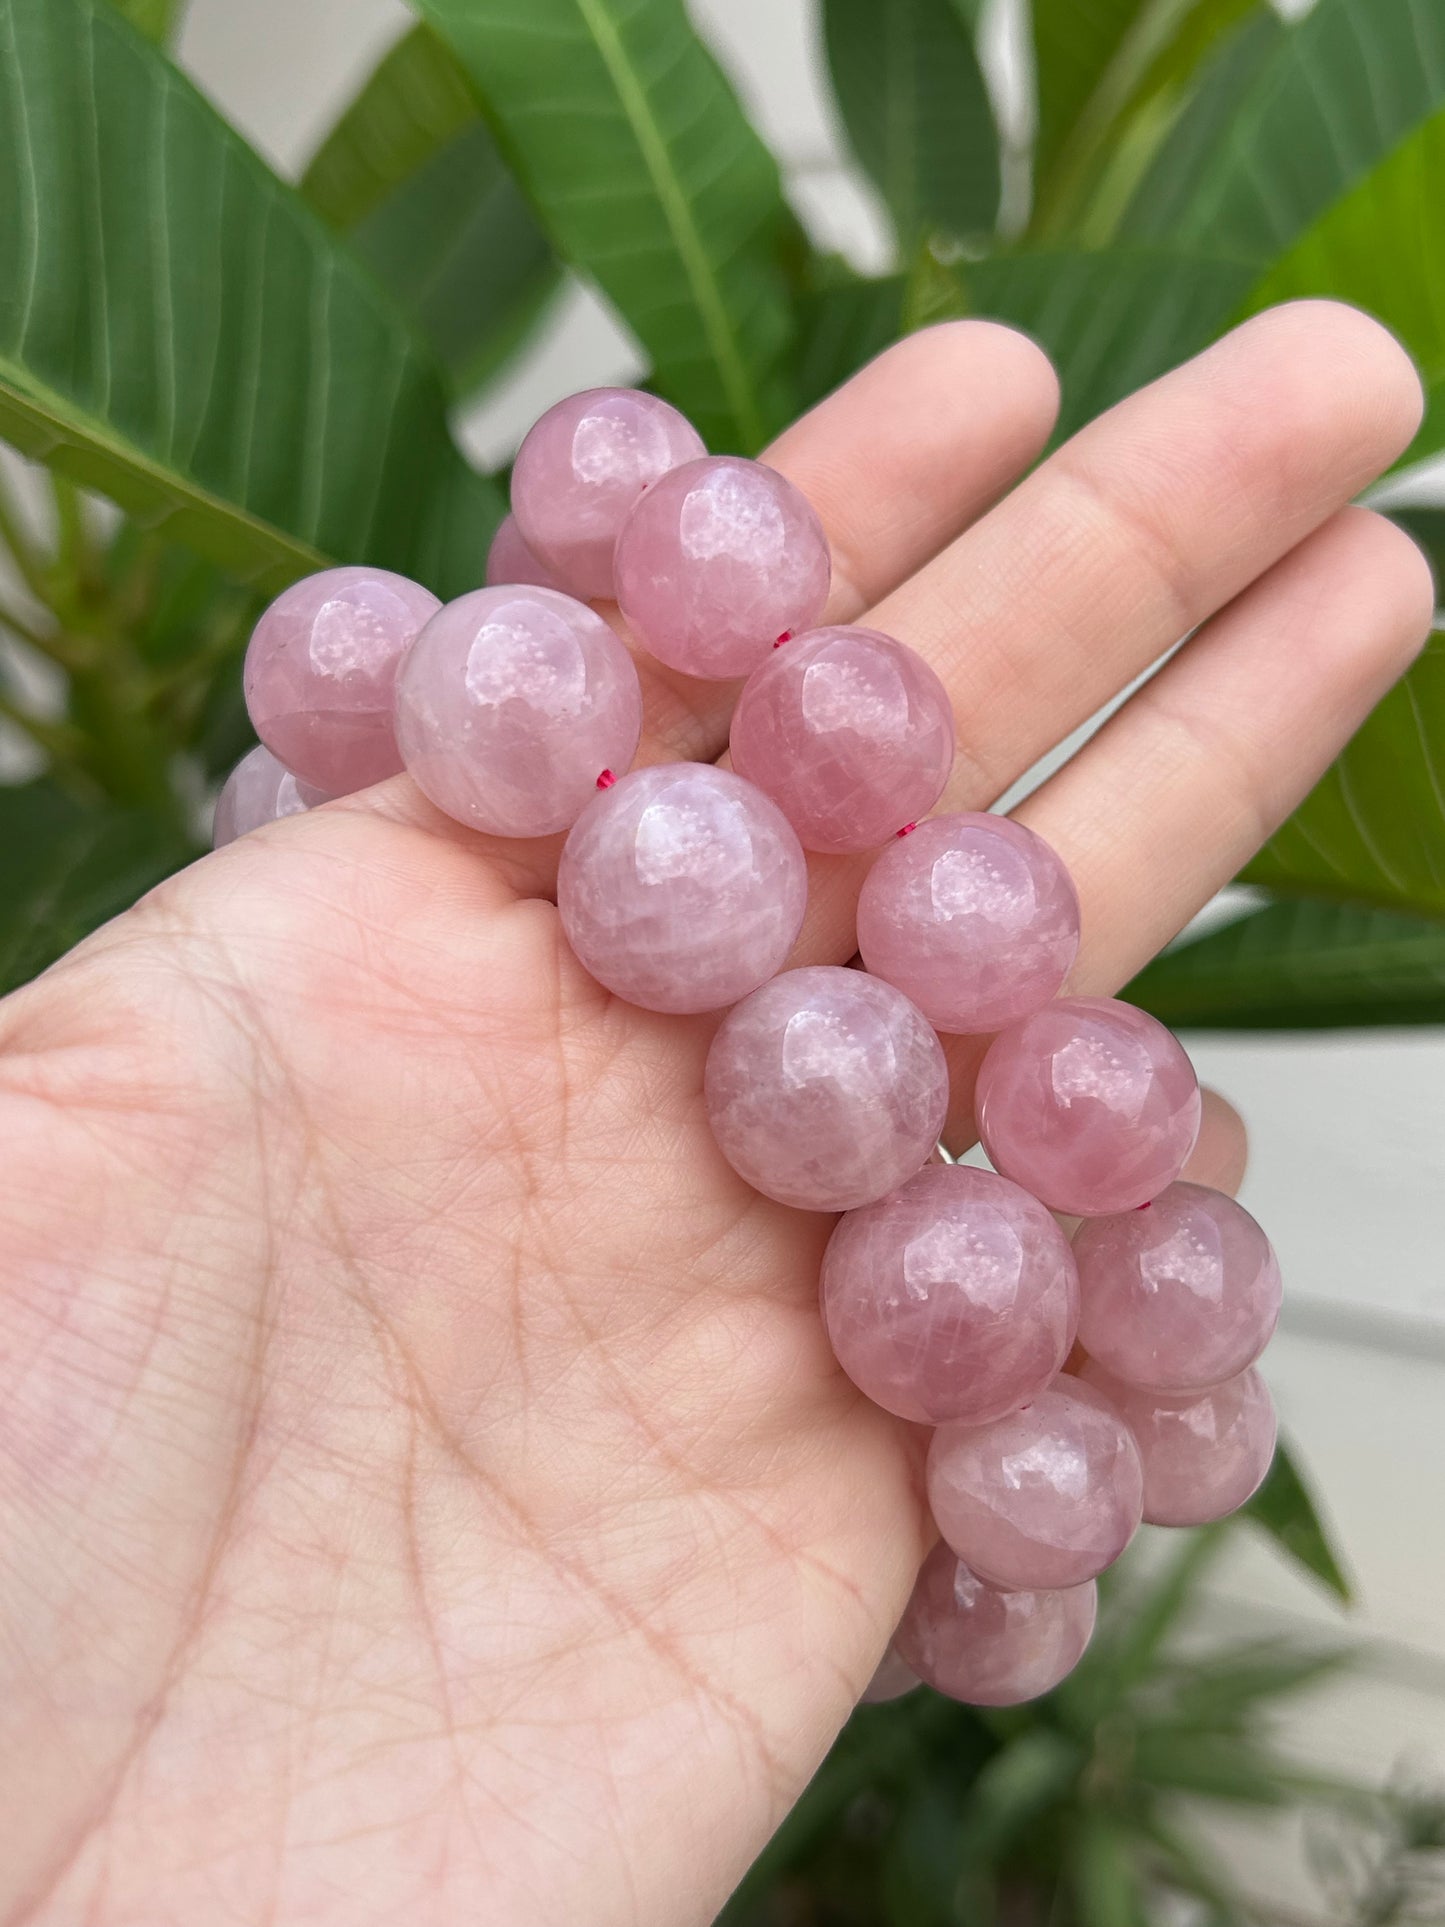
[485,513,566,592]
[927,1377,1143,1592]
[1076,1360,1276,1526]
[393,586,643,838]
[857,814,1080,1033]
[859,1647,922,1705]
[243,567,441,794]
[510,388,705,600]
[1074,1182,1281,1394]
[895,1544,1096,1706]
[705,967,948,1212]
[729,626,954,854]
[976,998,1201,1217]
[212,744,327,848]
[614,456,831,679]
[558,764,807,1014]
[821,1164,1077,1424]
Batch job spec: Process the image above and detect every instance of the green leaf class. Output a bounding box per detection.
[1070,1814,1150,1927]
[822,0,1000,248]
[791,273,906,412]
[954,1729,1083,1862]
[300,25,560,395]
[1395,506,1445,582]
[0,780,196,993]
[1032,0,1150,195]
[410,0,799,450]
[1242,105,1445,467]
[103,0,185,42]
[0,0,502,599]
[1243,635,1445,918]
[1125,898,1445,1029]
[1162,1640,1351,1723]
[1243,1437,1354,1604]
[1119,8,1286,240]
[301,25,478,230]
[1126,1730,1293,1806]
[948,247,1254,440]
[1125,0,1445,264]
[1032,0,1261,239]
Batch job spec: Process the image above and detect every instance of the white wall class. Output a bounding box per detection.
[146,0,1445,1909]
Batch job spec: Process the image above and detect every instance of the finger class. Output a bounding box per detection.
[935,505,1435,1139]
[794,300,1426,963]
[628,319,1062,767]
[1184,1090,1249,1198]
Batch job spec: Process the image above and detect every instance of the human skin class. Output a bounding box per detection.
[0,303,1433,1927]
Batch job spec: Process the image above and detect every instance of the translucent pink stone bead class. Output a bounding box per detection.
[393,586,643,838]
[212,744,327,848]
[927,1377,1143,1592]
[557,764,806,1013]
[705,967,948,1212]
[896,1545,1096,1706]
[243,567,440,795]
[485,513,566,592]
[821,1165,1077,1425]
[1076,1360,1276,1527]
[976,997,1202,1217]
[859,1647,922,1705]
[1074,1182,1281,1394]
[614,457,831,679]
[510,388,705,600]
[857,814,1080,1033]
[729,627,954,854]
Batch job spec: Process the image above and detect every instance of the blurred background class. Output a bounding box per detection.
[2,0,1443,1917]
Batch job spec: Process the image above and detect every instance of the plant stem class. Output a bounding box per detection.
[0,465,54,606]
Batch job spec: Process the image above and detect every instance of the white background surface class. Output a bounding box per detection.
[84,0,1445,1909]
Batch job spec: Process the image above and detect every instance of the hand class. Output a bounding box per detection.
[0,302,1431,1927]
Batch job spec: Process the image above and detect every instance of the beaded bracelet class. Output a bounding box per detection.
[218,385,1281,1709]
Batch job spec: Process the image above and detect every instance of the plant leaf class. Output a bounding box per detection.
[946,247,1254,440]
[1119,8,1286,240]
[1242,105,1445,467]
[103,0,185,42]
[1124,0,1445,265]
[410,0,799,451]
[1125,898,1445,1029]
[822,0,1000,247]
[791,273,906,413]
[0,0,502,599]
[1031,0,1150,195]
[1070,1814,1150,1927]
[1243,1437,1354,1604]
[0,780,196,993]
[300,24,559,395]
[1242,635,1445,918]
[953,1729,1083,1862]
[1032,0,1260,238]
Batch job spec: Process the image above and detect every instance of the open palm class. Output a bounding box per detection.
[0,304,1432,1927]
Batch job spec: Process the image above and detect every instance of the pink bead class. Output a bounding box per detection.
[510,388,705,600]
[212,745,327,848]
[557,764,807,1013]
[1074,1182,1281,1394]
[859,1647,922,1705]
[614,457,831,679]
[706,967,948,1212]
[485,513,566,592]
[821,1165,1077,1424]
[393,586,643,838]
[243,567,440,794]
[976,998,1202,1217]
[857,814,1080,1033]
[1076,1360,1276,1527]
[729,627,954,854]
[895,1544,1096,1706]
[927,1377,1143,1592]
